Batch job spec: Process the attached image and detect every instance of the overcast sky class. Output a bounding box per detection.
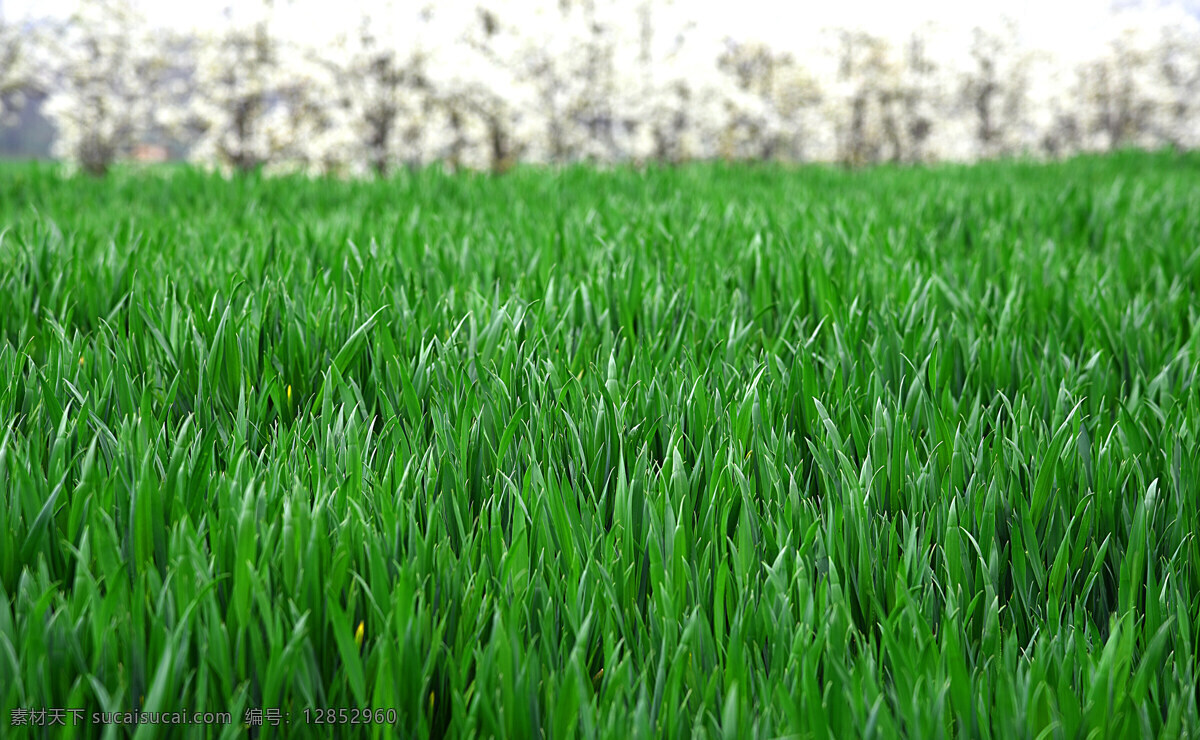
[5,0,1199,63]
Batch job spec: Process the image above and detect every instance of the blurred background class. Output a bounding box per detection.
[0,0,1198,174]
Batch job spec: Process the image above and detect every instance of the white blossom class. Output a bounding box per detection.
[40,0,168,175]
[323,1,440,174]
[1,16,32,126]
[25,0,1200,172]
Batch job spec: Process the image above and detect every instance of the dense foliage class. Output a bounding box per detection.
[2,153,1200,738]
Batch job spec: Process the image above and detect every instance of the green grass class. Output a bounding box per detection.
[1,152,1199,738]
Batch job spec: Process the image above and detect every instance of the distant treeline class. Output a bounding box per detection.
[1,0,1198,174]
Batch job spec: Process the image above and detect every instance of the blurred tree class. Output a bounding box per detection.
[1,14,30,126]
[958,22,1032,158]
[828,30,895,166]
[892,28,940,163]
[428,2,531,173]
[1151,22,1200,149]
[169,0,284,172]
[1076,28,1158,151]
[40,0,167,175]
[15,0,1200,171]
[718,41,790,160]
[518,0,621,163]
[166,0,353,175]
[332,1,437,175]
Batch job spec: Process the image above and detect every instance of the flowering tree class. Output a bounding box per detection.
[875,28,953,163]
[717,41,793,160]
[425,2,537,173]
[1155,22,1200,149]
[958,22,1033,158]
[1,16,30,126]
[824,30,901,166]
[21,0,1200,171]
[623,2,718,164]
[516,0,620,163]
[329,1,438,175]
[1075,27,1162,151]
[40,0,167,175]
[168,1,285,172]
[273,50,357,175]
[167,0,353,175]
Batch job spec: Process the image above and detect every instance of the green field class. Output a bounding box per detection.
[2,154,1199,738]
